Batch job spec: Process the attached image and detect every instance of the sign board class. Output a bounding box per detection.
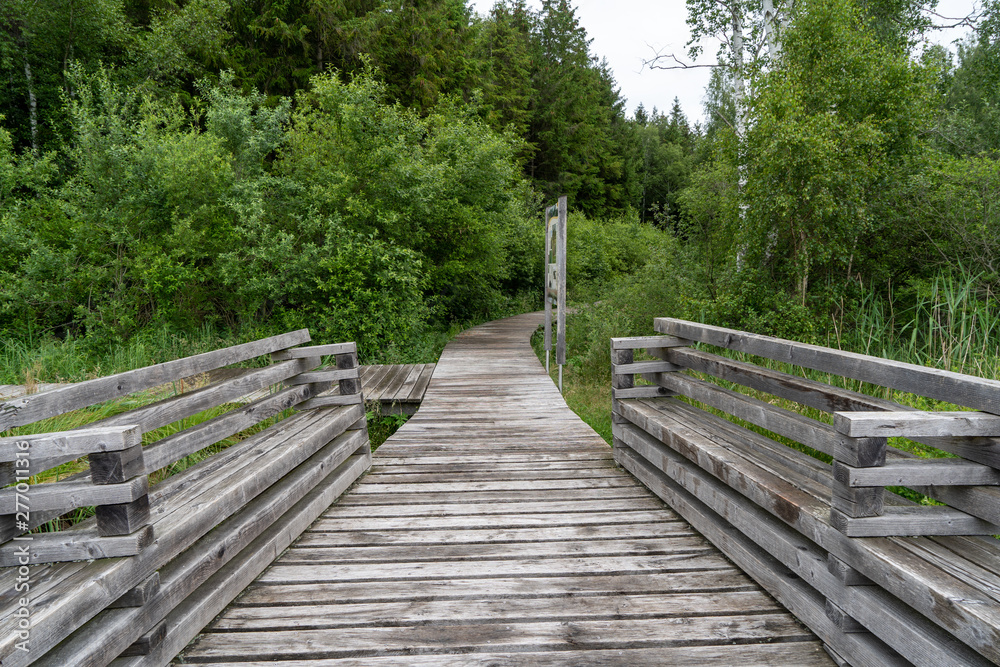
[543,196,567,392]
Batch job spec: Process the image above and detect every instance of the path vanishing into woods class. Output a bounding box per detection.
[178,312,831,665]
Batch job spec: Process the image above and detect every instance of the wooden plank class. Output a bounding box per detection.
[171,644,834,667]
[655,317,1000,415]
[277,536,710,563]
[108,572,160,609]
[92,357,318,436]
[286,367,358,385]
[0,476,147,514]
[396,364,434,402]
[0,330,310,430]
[831,506,1000,537]
[0,525,154,566]
[297,394,363,409]
[141,384,312,473]
[648,370,841,457]
[613,385,673,399]
[210,591,778,630]
[0,407,362,664]
[835,410,1000,438]
[611,335,691,350]
[178,614,814,661]
[614,434,985,667]
[238,570,764,606]
[613,360,682,375]
[616,405,1000,664]
[270,342,355,360]
[836,459,1000,487]
[0,426,140,463]
[43,433,369,667]
[108,456,370,666]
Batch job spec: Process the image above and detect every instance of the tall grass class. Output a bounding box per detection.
[835,265,1000,378]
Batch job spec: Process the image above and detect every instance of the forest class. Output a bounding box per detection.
[1,0,999,387]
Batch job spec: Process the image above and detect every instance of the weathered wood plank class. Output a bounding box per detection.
[835,458,1000,487]
[834,410,1000,438]
[655,317,1000,414]
[0,330,310,431]
[611,335,691,350]
[0,525,154,567]
[0,426,140,463]
[270,342,355,360]
[0,476,147,515]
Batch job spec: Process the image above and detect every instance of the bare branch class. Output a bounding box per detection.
[642,49,720,71]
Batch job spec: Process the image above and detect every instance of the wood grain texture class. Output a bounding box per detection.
[179,312,827,666]
[655,317,1000,414]
[0,330,310,430]
[834,410,1000,438]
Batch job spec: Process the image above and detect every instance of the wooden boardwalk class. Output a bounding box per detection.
[178,312,831,665]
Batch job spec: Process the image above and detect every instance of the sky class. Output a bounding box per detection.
[467,0,980,126]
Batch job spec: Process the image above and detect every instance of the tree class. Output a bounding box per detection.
[743,0,935,305]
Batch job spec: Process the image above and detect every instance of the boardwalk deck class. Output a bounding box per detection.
[177,313,831,665]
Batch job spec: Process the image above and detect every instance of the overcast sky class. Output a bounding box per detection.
[467,0,980,126]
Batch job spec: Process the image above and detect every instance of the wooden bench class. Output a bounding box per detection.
[0,332,371,666]
[611,319,1000,667]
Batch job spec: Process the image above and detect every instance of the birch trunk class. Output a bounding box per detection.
[24,57,39,156]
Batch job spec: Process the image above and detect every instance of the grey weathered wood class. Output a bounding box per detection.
[825,600,869,633]
[613,386,673,399]
[270,342,356,360]
[614,421,990,667]
[92,357,318,437]
[616,397,1000,663]
[141,384,312,474]
[556,195,567,366]
[108,572,160,609]
[44,432,368,667]
[834,410,1000,438]
[0,426,140,463]
[835,459,1000,487]
[832,435,888,468]
[651,369,842,457]
[286,367,358,385]
[831,481,884,518]
[297,394,363,409]
[335,349,362,398]
[89,444,145,485]
[611,335,691,350]
[831,506,1000,537]
[96,495,151,537]
[0,476,148,515]
[613,360,682,375]
[0,405,364,665]
[613,445,908,667]
[0,525,154,566]
[178,312,819,667]
[656,317,1000,414]
[118,620,166,657]
[0,330,310,431]
[827,554,872,587]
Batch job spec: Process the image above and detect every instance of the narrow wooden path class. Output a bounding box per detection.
[178,312,831,665]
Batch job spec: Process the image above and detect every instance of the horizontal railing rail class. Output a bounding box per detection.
[0,333,371,666]
[611,320,1000,667]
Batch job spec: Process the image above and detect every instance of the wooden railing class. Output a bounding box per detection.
[0,332,371,666]
[612,318,1000,667]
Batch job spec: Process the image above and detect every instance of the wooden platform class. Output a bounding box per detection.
[359,363,435,415]
[177,313,831,665]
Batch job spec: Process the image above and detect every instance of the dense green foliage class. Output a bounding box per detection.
[3,0,1000,387]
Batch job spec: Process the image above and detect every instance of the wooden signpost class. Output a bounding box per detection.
[543,196,567,393]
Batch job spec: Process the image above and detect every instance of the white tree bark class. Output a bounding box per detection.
[24,57,38,156]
